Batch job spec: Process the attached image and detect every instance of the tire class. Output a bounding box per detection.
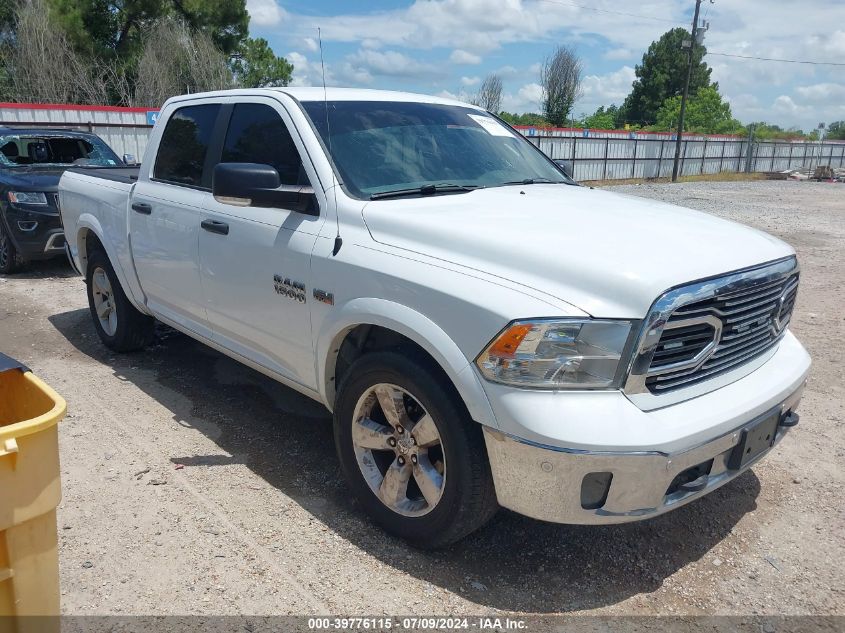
[0,220,24,274]
[334,351,498,548]
[85,248,154,352]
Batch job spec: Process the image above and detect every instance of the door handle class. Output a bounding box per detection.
[201,219,229,236]
[132,202,152,215]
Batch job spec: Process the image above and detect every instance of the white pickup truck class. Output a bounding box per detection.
[59,88,810,548]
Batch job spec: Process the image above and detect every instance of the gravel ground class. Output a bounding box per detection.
[0,180,842,617]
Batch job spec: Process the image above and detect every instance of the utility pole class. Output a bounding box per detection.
[671,0,703,182]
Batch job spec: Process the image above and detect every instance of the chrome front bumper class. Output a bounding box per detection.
[483,382,805,525]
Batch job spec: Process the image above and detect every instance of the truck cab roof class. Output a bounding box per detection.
[161,87,482,109]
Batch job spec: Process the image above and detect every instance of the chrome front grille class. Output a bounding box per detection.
[625,257,800,396]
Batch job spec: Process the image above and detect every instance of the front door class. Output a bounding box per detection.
[130,103,222,338]
[198,99,325,388]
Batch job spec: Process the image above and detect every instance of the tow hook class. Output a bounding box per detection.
[780,411,800,428]
[678,473,709,493]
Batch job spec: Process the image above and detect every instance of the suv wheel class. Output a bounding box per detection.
[334,351,498,548]
[0,221,23,274]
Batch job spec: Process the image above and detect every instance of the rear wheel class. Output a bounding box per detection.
[334,351,498,548]
[0,221,23,274]
[85,248,154,352]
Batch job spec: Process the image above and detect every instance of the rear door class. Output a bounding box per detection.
[130,103,224,338]
[198,98,325,388]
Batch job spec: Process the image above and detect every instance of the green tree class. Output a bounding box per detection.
[582,105,619,130]
[232,37,293,88]
[499,112,549,127]
[747,122,807,141]
[541,45,582,127]
[654,86,743,134]
[621,27,712,126]
[47,0,248,59]
[826,121,845,140]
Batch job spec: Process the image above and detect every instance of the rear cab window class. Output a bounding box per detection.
[153,104,221,188]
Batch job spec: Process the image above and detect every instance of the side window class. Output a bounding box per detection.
[221,103,309,186]
[154,104,220,188]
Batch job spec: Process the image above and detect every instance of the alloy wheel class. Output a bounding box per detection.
[91,267,118,336]
[351,383,446,517]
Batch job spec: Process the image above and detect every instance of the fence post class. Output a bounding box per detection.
[744,127,755,172]
[657,139,664,178]
[631,137,638,179]
[770,143,776,171]
[680,139,688,177]
[700,137,708,174]
[788,143,794,170]
[602,137,609,181]
[718,139,726,173]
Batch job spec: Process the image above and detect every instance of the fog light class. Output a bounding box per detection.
[580,472,613,509]
[17,220,38,232]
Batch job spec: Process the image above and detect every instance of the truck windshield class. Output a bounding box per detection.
[301,100,573,199]
[0,134,121,168]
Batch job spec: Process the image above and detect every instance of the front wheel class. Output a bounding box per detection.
[334,351,498,548]
[0,221,23,274]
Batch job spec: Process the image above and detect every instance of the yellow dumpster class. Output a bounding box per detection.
[0,353,66,627]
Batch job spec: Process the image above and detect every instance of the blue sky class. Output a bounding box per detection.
[246,0,845,132]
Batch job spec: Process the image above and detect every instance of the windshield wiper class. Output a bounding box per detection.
[369,183,478,200]
[500,177,563,185]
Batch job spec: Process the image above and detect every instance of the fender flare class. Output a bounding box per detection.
[316,297,498,429]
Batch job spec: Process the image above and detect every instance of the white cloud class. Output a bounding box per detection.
[461,76,480,87]
[246,0,285,27]
[436,89,472,103]
[772,95,802,115]
[580,66,635,105]
[795,83,845,104]
[501,82,543,112]
[287,51,320,87]
[347,49,444,79]
[603,48,633,61]
[450,49,482,65]
[302,37,318,53]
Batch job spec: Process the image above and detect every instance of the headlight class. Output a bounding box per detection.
[476,319,633,389]
[8,191,48,205]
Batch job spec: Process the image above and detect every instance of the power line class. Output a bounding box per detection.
[534,0,684,25]
[708,52,845,66]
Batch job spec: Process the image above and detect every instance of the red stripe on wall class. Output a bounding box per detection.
[0,102,156,114]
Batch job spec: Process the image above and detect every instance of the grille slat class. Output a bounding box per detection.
[644,270,799,393]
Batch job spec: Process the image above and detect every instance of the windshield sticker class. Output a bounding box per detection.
[467,114,514,137]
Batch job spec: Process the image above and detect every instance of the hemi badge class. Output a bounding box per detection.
[313,289,334,305]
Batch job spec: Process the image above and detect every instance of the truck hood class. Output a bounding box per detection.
[361,184,794,317]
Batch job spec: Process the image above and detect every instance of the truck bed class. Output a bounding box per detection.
[66,165,140,185]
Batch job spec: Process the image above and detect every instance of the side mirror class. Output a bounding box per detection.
[554,159,574,179]
[122,154,137,165]
[212,162,319,216]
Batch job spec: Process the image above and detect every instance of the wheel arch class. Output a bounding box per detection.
[316,298,498,428]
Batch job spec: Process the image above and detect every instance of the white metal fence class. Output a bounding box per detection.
[0,102,155,159]
[519,127,845,181]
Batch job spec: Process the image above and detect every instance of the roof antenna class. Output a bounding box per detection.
[319,27,342,257]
